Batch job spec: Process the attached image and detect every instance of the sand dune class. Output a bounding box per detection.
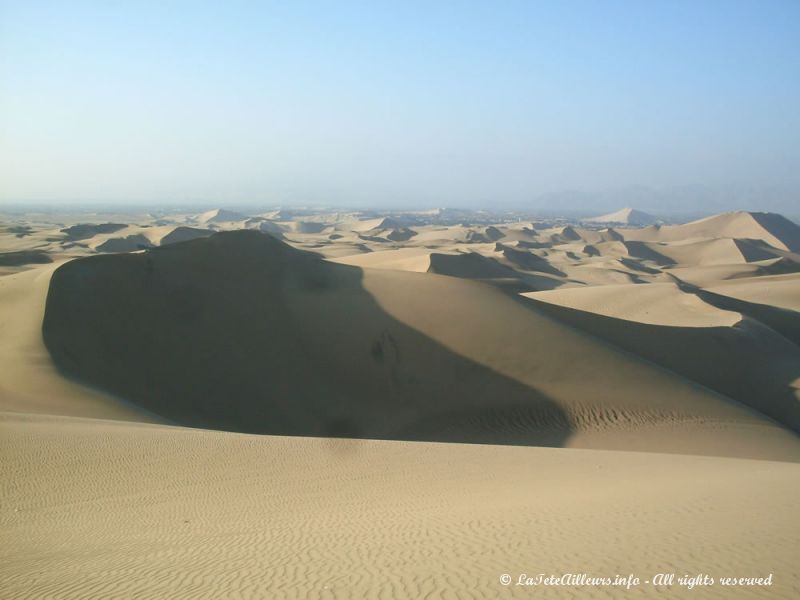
[61,223,127,241]
[310,242,374,258]
[93,233,154,253]
[627,238,780,267]
[40,230,800,459]
[348,216,411,232]
[706,273,800,312]
[560,261,651,286]
[159,226,216,246]
[195,208,249,224]
[524,293,800,433]
[429,251,524,279]
[664,261,789,287]
[668,276,800,348]
[337,246,570,290]
[291,221,330,234]
[332,247,434,272]
[385,227,418,242]
[623,211,800,252]
[525,282,740,327]
[426,251,556,292]
[496,243,567,276]
[567,227,624,245]
[585,207,659,226]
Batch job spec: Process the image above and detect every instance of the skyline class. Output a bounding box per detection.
[1,1,799,208]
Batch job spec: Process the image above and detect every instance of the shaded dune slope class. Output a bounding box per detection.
[0,250,52,267]
[159,226,215,246]
[525,295,800,433]
[60,223,127,241]
[668,274,800,347]
[43,231,571,446]
[426,252,554,292]
[496,243,566,276]
[750,211,800,252]
[94,234,154,253]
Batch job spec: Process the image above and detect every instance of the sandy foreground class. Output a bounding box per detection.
[2,412,799,600]
[1,207,800,598]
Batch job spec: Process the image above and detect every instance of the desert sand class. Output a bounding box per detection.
[3,412,799,599]
[1,207,799,598]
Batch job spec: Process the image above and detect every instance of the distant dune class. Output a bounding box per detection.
[624,211,800,252]
[60,223,127,241]
[94,234,154,253]
[158,226,215,246]
[194,208,249,224]
[585,207,659,226]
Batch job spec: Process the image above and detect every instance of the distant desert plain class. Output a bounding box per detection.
[1,205,799,599]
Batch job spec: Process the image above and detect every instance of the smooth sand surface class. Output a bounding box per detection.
[332,246,434,272]
[707,273,800,312]
[2,412,799,600]
[524,282,741,327]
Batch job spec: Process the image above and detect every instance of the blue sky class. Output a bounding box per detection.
[1,1,799,207]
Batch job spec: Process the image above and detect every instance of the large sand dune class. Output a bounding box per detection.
[40,230,800,459]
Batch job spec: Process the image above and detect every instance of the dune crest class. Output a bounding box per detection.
[585,207,659,226]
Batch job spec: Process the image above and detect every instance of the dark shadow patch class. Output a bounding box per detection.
[160,227,214,246]
[618,257,662,275]
[623,241,676,266]
[497,244,566,277]
[61,223,127,241]
[95,235,154,253]
[749,212,800,253]
[0,250,52,266]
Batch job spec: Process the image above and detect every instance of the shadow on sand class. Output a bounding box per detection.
[43,230,572,447]
[522,294,800,434]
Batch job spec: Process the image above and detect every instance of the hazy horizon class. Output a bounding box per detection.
[2,1,799,210]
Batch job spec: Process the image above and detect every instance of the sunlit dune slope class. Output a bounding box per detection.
[622,211,800,252]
